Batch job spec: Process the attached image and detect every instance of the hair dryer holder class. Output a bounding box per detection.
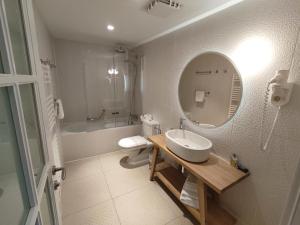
[270,82,293,107]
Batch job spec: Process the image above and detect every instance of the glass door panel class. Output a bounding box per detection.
[4,0,31,75]
[0,0,59,224]
[0,87,30,225]
[40,184,55,225]
[19,84,45,186]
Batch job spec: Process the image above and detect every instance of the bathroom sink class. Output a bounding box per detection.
[165,129,212,163]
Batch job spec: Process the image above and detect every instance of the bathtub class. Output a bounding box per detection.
[61,119,142,162]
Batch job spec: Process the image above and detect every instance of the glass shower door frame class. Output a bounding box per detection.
[0,0,59,225]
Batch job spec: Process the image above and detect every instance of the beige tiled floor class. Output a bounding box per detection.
[62,150,195,225]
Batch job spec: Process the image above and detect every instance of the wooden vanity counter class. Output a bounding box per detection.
[148,134,249,225]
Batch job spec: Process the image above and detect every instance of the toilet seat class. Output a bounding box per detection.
[118,136,153,149]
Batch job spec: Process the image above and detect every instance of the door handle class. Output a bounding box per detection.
[52,166,66,180]
[53,180,60,190]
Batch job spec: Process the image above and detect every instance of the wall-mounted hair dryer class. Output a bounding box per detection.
[268,70,293,107]
[260,70,294,151]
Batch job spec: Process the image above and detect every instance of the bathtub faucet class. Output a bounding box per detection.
[86,109,106,121]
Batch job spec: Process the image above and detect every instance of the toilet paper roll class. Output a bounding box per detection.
[195,90,205,103]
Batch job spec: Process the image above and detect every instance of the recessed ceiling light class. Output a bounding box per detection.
[107,25,114,31]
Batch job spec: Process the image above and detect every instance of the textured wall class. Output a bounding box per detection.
[135,0,300,225]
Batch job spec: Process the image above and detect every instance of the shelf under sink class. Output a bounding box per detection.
[155,166,236,225]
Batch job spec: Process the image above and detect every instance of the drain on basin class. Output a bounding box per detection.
[184,144,190,147]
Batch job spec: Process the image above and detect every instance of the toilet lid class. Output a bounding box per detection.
[118,136,152,149]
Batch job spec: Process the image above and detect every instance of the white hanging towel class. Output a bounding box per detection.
[55,99,64,120]
[180,174,199,209]
[195,90,205,103]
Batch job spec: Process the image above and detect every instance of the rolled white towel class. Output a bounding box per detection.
[143,114,153,121]
[180,174,199,209]
[55,99,64,120]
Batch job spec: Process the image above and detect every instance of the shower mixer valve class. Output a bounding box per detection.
[86,109,106,121]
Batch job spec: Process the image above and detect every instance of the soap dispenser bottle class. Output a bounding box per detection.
[230,153,238,169]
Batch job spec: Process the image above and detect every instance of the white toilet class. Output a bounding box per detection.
[118,114,160,168]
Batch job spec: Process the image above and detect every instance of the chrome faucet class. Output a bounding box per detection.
[179,117,186,129]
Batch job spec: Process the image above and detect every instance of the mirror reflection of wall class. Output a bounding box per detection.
[179,52,242,128]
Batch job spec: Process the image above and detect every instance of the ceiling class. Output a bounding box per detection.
[35,0,242,47]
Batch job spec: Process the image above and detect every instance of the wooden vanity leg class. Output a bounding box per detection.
[198,179,207,225]
[150,146,159,181]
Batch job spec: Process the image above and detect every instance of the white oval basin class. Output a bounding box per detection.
[165,129,212,163]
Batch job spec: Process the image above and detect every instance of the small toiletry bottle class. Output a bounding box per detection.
[230,153,238,168]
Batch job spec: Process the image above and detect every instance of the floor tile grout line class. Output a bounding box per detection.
[104,163,153,197]
[62,198,113,219]
[65,154,164,200]
[100,155,156,198]
[63,152,130,186]
[96,156,111,177]
[64,149,124,164]
[64,156,111,183]
[62,150,185,225]
[111,196,122,225]
[164,215,185,225]
[110,181,154,199]
[101,158,123,225]
[62,170,106,184]
[62,158,113,218]
[99,162,133,173]
[102,165,148,176]
[112,182,179,225]
[102,164,114,199]
[98,154,130,173]
[65,155,103,164]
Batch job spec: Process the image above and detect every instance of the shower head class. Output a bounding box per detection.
[115,46,127,54]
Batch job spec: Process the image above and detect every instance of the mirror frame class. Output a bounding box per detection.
[177,51,243,129]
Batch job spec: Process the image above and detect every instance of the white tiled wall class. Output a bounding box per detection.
[54,40,113,122]
[54,40,142,123]
[135,0,300,225]
[55,40,132,122]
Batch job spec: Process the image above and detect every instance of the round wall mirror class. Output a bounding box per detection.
[178,52,242,128]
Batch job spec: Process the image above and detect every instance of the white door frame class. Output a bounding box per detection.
[0,0,60,224]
